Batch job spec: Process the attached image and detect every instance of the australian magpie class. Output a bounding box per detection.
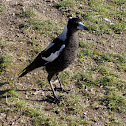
[19,17,88,100]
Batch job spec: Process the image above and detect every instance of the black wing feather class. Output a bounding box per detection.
[18,53,47,77]
[41,38,65,57]
[19,38,65,77]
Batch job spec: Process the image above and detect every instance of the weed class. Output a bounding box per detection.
[0,6,5,12]
[79,41,86,48]
[78,49,92,58]
[79,41,94,48]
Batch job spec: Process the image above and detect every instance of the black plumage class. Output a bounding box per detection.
[19,17,88,100]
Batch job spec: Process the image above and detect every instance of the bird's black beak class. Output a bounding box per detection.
[83,26,89,31]
[77,22,89,31]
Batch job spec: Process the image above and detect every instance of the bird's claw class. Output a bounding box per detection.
[53,95,61,103]
[61,88,70,94]
[54,87,70,93]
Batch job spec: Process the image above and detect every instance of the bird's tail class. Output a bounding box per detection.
[18,53,47,78]
[18,70,27,78]
[18,63,34,78]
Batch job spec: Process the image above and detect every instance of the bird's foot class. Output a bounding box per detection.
[52,93,61,103]
[61,88,70,94]
[54,96,60,102]
[54,86,70,93]
[45,95,61,103]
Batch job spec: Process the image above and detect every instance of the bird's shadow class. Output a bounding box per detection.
[0,81,64,104]
[0,89,11,99]
[0,82,9,87]
[0,88,62,104]
[17,88,63,104]
[31,95,62,104]
[0,82,10,99]
[42,95,62,104]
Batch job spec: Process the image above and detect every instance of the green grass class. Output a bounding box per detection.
[0,6,5,12]
[55,0,76,9]
[16,9,36,18]
[55,0,126,34]
[96,75,117,86]
[91,52,126,65]
[20,19,61,39]
[74,69,126,112]
[1,0,126,125]
[0,54,11,74]
[74,45,126,112]
[59,71,73,85]
[0,90,92,126]
[101,89,126,112]
[74,71,95,87]
[78,49,92,58]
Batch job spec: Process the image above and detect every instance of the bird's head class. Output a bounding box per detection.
[67,17,88,31]
[58,17,88,41]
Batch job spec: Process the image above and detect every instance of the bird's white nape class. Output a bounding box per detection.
[69,17,73,19]
[58,22,68,41]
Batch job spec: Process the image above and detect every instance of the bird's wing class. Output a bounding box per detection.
[41,38,65,63]
[18,38,65,78]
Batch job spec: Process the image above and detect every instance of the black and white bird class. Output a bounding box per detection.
[19,17,88,100]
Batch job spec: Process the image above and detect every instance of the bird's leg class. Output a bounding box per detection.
[56,74,67,93]
[48,74,59,101]
[49,81,59,100]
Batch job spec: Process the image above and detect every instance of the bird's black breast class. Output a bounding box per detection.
[46,32,78,74]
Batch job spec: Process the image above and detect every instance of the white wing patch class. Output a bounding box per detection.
[42,44,65,62]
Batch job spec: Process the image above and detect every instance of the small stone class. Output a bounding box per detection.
[0,113,6,119]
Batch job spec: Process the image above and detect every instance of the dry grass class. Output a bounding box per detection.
[0,0,126,125]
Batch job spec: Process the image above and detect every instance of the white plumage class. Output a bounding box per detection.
[42,44,65,62]
[58,22,68,41]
